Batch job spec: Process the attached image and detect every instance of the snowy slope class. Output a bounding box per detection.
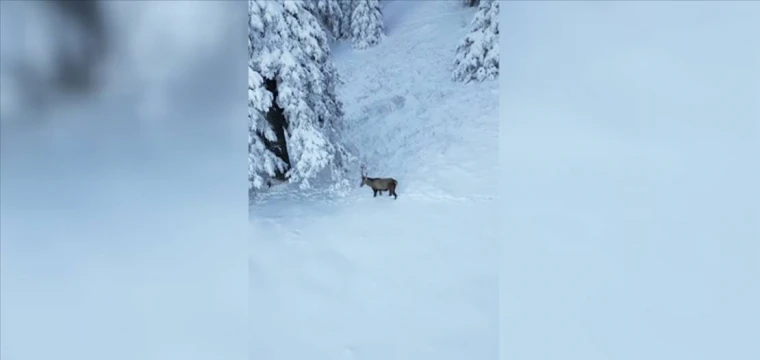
[249,1,498,359]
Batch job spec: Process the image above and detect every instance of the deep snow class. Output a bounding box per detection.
[249,1,498,359]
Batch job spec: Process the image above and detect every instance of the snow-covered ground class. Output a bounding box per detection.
[249,1,498,359]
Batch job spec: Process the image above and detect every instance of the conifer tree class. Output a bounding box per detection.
[452,0,499,83]
[305,0,345,41]
[350,0,384,50]
[338,0,356,40]
[249,0,351,190]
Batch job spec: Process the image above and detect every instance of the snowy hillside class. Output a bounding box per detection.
[250,1,498,359]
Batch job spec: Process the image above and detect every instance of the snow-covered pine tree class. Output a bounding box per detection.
[338,0,356,40]
[350,0,384,50]
[249,13,288,192]
[249,0,352,190]
[452,0,499,83]
[305,0,345,41]
[462,0,480,7]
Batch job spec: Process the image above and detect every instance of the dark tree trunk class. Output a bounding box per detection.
[263,77,291,181]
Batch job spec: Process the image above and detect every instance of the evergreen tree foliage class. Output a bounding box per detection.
[350,0,384,50]
[452,0,499,83]
[305,0,345,41]
[249,0,352,190]
[338,0,356,40]
[249,11,287,192]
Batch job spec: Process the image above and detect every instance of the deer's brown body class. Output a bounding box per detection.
[360,166,398,199]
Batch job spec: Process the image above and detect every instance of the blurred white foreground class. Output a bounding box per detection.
[500,2,760,359]
[1,2,247,360]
